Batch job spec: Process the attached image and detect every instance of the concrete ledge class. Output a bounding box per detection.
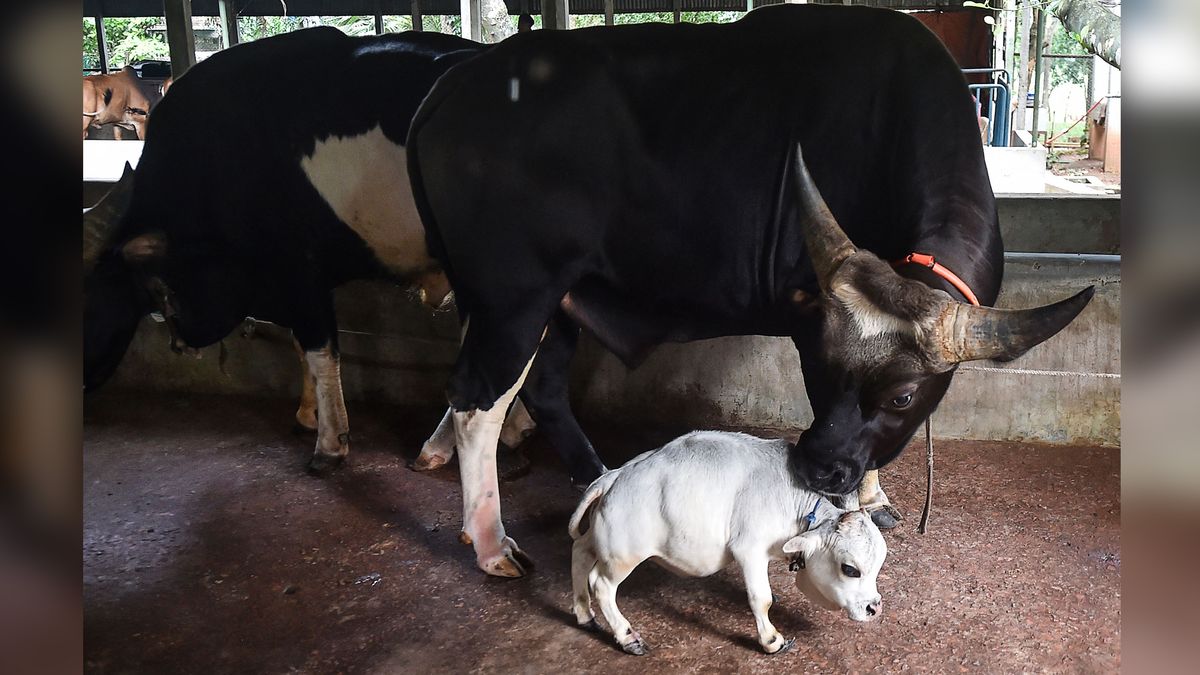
[107,257,1119,447]
[997,194,1120,254]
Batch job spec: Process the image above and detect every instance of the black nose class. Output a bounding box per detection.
[866,601,880,616]
[802,460,857,495]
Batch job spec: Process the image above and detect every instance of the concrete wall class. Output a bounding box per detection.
[105,197,1120,447]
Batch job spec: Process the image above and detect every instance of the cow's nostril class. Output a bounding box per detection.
[866,601,880,616]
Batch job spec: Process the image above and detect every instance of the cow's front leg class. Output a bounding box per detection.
[303,344,350,473]
[453,350,538,577]
[738,553,793,654]
[858,469,901,529]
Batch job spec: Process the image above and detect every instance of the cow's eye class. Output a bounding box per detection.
[841,563,861,578]
[890,393,913,409]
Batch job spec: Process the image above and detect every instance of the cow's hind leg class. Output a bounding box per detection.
[413,400,537,473]
[451,316,545,577]
[292,337,319,432]
[292,300,349,474]
[858,469,901,529]
[518,310,607,489]
[571,536,601,631]
[592,560,647,655]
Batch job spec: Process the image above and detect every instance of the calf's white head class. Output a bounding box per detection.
[784,509,887,622]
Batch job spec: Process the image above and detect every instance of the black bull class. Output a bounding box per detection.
[406,5,1092,574]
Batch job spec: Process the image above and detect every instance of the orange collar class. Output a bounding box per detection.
[893,253,981,306]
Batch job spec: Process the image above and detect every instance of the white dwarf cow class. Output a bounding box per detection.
[568,431,887,655]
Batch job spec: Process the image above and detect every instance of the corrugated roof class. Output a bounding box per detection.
[83,0,973,18]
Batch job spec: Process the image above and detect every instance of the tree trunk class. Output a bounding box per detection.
[1048,0,1121,68]
[481,0,514,43]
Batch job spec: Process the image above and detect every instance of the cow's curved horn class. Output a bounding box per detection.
[83,161,136,273]
[794,143,856,291]
[934,286,1095,363]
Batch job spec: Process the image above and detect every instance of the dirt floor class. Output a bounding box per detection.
[83,392,1120,674]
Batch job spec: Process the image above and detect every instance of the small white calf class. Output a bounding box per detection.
[568,431,887,655]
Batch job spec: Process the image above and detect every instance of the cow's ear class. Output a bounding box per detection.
[122,232,166,264]
[783,530,823,559]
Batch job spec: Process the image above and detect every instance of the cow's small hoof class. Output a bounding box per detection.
[307,451,345,475]
[411,447,451,472]
[496,445,532,482]
[765,637,795,655]
[870,505,903,530]
[479,540,533,578]
[579,618,602,633]
[622,637,649,656]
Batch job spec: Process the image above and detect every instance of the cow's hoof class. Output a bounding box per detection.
[479,540,534,578]
[579,618,603,633]
[307,451,345,475]
[869,504,903,530]
[621,636,649,656]
[765,636,795,655]
[411,446,452,472]
[496,444,531,483]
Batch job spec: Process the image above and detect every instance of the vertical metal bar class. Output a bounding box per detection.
[1031,8,1046,145]
[542,0,568,30]
[673,0,681,24]
[375,0,385,34]
[94,15,109,74]
[163,0,197,79]
[218,0,239,48]
[411,0,423,31]
[604,0,614,26]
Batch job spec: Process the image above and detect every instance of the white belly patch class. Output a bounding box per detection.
[300,125,433,275]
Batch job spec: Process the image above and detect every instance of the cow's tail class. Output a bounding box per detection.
[568,469,621,540]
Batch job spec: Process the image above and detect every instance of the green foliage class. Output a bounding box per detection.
[572,11,744,28]
[1047,15,1089,89]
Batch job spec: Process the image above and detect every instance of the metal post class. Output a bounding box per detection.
[411,0,423,31]
[375,0,385,34]
[461,0,481,41]
[94,15,109,74]
[673,0,682,23]
[1031,8,1046,145]
[218,0,239,48]
[604,0,614,26]
[163,0,197,79]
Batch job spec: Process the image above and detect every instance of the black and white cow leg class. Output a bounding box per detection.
[301,343,350,474]
[453,344,541,577]
[292,337,319,433]
[413,407,456,471]
[858,469,902,530]
[412,399,538,473]
[518,310,607,489]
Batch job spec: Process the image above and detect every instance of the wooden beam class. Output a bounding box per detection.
[163,0,197,78]
[542,0,569,29]
[218,0,239,48]
[94,15,109,74]
[411,0,423,31]
[461,0,481,41]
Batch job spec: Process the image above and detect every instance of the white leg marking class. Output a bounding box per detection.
[413,407,456,471]
[858,469,890,510]
[293,339,318,431]
[739,554,787,653]
[453,350,539,577]
[305,346,349,460]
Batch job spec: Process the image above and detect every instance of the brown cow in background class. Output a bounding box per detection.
[82,66,154,140]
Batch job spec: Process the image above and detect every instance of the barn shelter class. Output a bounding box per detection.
[83,3,1120,672]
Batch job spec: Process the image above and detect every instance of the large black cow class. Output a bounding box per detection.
[406,5,1093,577]
[83,27,582,475]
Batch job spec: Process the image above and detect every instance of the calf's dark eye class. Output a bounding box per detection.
[890,393,913,409]
[841,563,861,578]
